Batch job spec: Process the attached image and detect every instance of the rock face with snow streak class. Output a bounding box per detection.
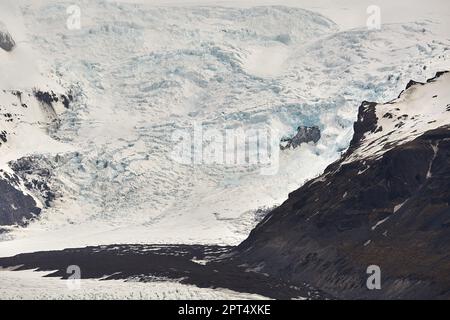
[234,72,450,299]
[280,126,321,149]
[0,75,448,301]
[0,23,15,52]
[0,172,40,227]
[0,88,72,230]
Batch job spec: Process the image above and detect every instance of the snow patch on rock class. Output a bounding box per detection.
[345,72,450,164]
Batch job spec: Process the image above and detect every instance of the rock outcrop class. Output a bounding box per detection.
[0,23,15,52]
[0,88,73,230]
[233,72,450,299]
[280,126,321,150]
[0,171,41,228]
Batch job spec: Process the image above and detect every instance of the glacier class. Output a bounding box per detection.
[0,0,449,261]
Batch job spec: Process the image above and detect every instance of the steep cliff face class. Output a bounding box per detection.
[0,88,73,229]
[0,171,40,228]
[234,72,450,299]
[0,22,15,52]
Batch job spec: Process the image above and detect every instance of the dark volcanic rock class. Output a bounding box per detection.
[33,90,59,107]
[0,25,15,52]
[0,172,40,227]
[234,126,450,299]
[232,74,450,299]
[281,126,321,150]
[10,157,57,208]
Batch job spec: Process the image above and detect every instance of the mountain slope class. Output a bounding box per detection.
[233,72,450,299]
[1,1,450,252]
[1,1,450,299]
[0,22,15,52]
[0,87,73,229]
[1,72,448,300]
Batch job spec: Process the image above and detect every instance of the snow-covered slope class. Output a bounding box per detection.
[0,23,15,52]
[0,1,74,228]
[345,71,450,163]
[0,0,449,257]
[0,87,72,228]
[1,73,448,300]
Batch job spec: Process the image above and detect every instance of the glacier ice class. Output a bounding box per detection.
[0,1,449,255]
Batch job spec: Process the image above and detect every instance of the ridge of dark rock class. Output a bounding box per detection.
[232,72,450,299]
[0,25,15,52]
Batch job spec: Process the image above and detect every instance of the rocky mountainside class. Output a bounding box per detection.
[1,1,450,300]
[0,88,73,229]
[0,22,15,52]
[1,72,448,300]
[233,72,450,299]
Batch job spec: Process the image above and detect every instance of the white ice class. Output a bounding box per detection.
[0,0,449,258]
